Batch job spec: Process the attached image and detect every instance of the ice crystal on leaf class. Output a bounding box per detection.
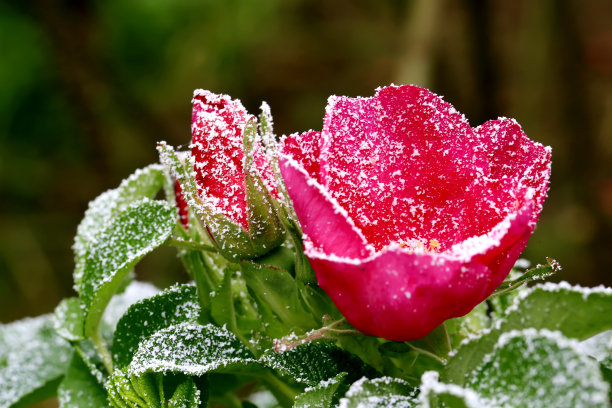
[279,85,552,341]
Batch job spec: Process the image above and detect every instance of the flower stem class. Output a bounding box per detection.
[92,330,113,374]
[261,372,299,407]
[442,322,452,354]
[405,342,447,364]
[167,238,219,254]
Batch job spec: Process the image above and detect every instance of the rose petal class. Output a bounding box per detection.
[280,131,322,181]
[173,180,190,229]
[279,154,373,259]
[319,85,490,250]
[475,118,552,227]
[307,249,492,341]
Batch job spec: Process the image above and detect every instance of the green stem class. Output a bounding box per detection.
[405,342,447,364]
[442,322,452,354]
[261,372,299,407]
[167,238,219,253]
[92,330,113,374]
[489,282,526,298]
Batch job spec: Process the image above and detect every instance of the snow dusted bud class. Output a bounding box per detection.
[187,90,284,259]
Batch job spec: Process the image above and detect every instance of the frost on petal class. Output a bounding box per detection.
[191,90,278,230]
[278,84,553,341]
[474,118,551,228]
[191,90,249,228]
[319,85,490,251]
[279,155,373,259]
[174,180,190,229]
[307,249,492,341]
[281,131,322,181]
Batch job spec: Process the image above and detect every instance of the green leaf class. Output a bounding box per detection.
[467,329,609,408]
[0,315,73,408]
[54,297,86,342]
[419,372,480,408]
[293,372,348,408]
[210,267,263,350]
[73,164,166,286]
[443,282,612,385]
[107,368,201,408]
[101,281,159,342]
[78,199,176,340]
[337,377,419,408]
[57,353,107,408]
[579,330,612,399]
[260,341,375,387]
[112,284,200,369]
[128,323,261,377]
[240,261,317,337]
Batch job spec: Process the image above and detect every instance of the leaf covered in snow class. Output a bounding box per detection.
[78,199,176,339]
[337,377,419,408]
[467,329,609,408]
[112,284,200,369]
[57,353,107,408]
[73,165,166,287]
[443,282,612,386]
[0,315,73,408]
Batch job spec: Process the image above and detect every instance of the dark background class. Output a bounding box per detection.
[1,0,611,327]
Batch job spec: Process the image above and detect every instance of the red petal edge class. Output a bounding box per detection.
[279,153,373,259]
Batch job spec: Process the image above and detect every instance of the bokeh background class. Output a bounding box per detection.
[1,0,611,327]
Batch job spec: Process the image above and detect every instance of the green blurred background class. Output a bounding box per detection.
[1,0,611,325]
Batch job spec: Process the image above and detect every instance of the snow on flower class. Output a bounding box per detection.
[191,90,279,229]
[279,85,551,341]
[186,90,284,258]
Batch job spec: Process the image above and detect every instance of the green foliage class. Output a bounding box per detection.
[57,353,107,408]
[73,165,166,287]
[336,377,419,408]
[240,261,318,337]
[293,372,348,408]
[78,199,176,340]
[112,284,200,369]
[128,323,260,377]
[54,297,86,342]
[261,341,375,387]
[107,368,201,408]
[0,315,73,408]
[442,282,612,386]
[467,329,609,408]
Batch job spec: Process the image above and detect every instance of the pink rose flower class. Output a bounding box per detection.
[279,85,551,341]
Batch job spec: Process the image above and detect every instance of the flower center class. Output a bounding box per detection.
[396,238,442,254]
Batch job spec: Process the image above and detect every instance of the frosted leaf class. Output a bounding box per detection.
[54,297,85,342]
[337,377,419,408]
[467,329,609,408]
[107,367,200,408]
[79,199,176,339]
[73,164,165,287]
[419,371,481,408]
[128,323,260,376]
[260,341,374,387]
[293,372,348,408]
[101,280,159,340]
[0,314,73,408]
[443,281,612,386]
[579,330,612,365]
[112,284,200,369]
[57,354,107,408]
